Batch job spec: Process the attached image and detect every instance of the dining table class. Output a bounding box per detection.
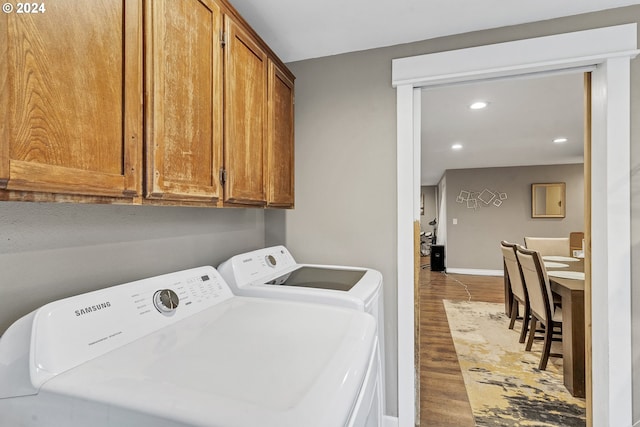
[544,255,585,398]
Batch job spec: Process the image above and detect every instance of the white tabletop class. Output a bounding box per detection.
[548,270,585,280]
[542,255,581,262]
[544,261,569,268]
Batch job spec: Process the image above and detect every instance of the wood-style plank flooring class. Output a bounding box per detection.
[419,262,504,426]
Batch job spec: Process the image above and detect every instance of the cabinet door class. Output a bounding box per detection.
[223,18,267,206]
[145,0,223,202]
[266,61,295,208]
[0,0,142,198]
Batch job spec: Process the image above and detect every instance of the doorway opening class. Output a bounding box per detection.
[416,70,588,425]
[393,24,637,427]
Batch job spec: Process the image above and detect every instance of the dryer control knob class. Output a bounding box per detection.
[153,289,179,315]
[265,255,277,267]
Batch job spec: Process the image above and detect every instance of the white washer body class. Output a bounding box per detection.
[0,266,380,427]
[217,245,385,420]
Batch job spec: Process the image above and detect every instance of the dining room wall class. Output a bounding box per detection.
[444,163,584,271]
[420,186,438,233]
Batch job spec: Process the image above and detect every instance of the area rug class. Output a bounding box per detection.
[443,299,586,426]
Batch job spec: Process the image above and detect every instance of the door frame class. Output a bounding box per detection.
[393,24,638,426]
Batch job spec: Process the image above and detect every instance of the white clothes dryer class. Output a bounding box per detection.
[217,245,385,418]
[0,266,380,427]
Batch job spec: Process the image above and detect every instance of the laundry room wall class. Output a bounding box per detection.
[274,48,399,414]
[274,4,640,419]
[0,202,265,334]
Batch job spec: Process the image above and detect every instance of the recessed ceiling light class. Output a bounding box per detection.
[451,143,463,150]
[469,101,488,110]
[553,137,568,143]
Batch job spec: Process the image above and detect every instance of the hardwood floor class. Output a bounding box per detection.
[419,262,504,426]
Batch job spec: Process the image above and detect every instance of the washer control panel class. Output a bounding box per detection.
[217,245,297,288]
[28,266,234,388]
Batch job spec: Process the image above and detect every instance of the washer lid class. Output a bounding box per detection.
[41,297,376,427]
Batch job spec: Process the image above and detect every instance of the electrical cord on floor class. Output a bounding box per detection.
[441,271,472,302]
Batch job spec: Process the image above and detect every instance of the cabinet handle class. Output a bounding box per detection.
[220,30,226,48]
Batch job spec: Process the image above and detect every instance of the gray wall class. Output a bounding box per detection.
[445,164,584,271]
[281,5,640,419]
[420,185,438,232]
[0,202,265,333]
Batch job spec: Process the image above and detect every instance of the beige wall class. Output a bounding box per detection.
[445,164,584,271]
[282,5,640,418]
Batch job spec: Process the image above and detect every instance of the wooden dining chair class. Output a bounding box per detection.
[500,241,530,344]
[515,245,563,370]
[523,237,570,257]
[569,232,584,255]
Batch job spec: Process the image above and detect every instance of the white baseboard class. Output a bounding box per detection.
[383,415,398,427]
[445,268,503,276]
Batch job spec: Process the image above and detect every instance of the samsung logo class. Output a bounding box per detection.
[75,302,112,317]
[242,258,253,263]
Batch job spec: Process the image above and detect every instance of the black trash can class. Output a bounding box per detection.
[430,245,445,271]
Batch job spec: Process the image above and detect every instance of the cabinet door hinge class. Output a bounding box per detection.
[220,30,226,48]
[219,168,227,184]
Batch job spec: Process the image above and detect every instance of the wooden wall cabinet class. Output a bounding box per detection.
[223,17,268,206]
[0,0,294,209]
[267,60,295,208]
[0,0,142,200]
[145,0,224,203]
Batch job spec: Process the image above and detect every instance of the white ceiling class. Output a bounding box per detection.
[421,72,586,185]
[228,0,636,185]
[229,0,640,63]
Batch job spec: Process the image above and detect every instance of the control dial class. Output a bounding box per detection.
[265,255,277,267]
[153,289,179,315]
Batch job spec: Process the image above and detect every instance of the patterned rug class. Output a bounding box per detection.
[443,300,586,426]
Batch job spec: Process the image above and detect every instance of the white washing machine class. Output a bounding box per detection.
[217,245,385,419]
[0,266,380,427]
